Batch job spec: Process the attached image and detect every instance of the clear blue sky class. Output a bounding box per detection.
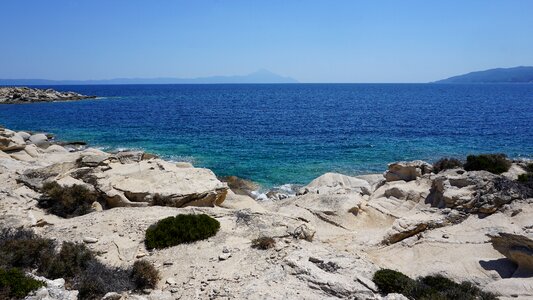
[1,0,532,83]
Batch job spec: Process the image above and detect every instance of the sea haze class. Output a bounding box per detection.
[0,83,531,187]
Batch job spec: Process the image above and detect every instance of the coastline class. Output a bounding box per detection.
[1,125,533,299]
[0,87,96,104]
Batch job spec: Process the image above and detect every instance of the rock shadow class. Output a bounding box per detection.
[479,258,517,279]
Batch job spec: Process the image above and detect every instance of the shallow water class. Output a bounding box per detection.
[1,83,532,187]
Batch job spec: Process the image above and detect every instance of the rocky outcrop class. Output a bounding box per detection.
[300,172,372,196]
[94,159,228,208]
[2,126,533,299]
[489,232,533,276]
[384,160,433,182]
[25,276,78,300]
[427,169,532,214]
[0,87,96,104]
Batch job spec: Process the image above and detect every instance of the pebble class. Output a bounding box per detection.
[83,237,98,243]
[218,253,231,261]
[166,277,177,285]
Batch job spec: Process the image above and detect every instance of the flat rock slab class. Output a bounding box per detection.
[96,159,228,207]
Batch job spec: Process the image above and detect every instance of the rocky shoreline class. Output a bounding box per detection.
[0,87,96,104]
[1,126,532,299]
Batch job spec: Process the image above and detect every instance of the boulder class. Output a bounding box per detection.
[29,133,49,147]
[95,159,228,208]
[384,160,433,182]
[220,175,260,196]
[114,150,144,164]
[427,169,532,214]
[24,144,41,158]
[303,172,372,196]
[16,131,31,140]
[382,216,440,244]
[489,232,533,276]
[10,133,25,145]
[44,145,69,153]
[356,174,386,193]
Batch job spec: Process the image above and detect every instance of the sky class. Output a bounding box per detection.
[1,0,532,83]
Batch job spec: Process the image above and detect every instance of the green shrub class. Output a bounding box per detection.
[433,158,463,173]
[0,229,55,270]
[251,236,276,250]
[0,228,135,300]
[372,269,415,295]
[0,268,45,299]
[131,260,160,289]
[41,242,94,280]
[526,163,533,173]
[76,260,133,300]
[145,214,220,249]
[463,154,511,174]
[373,270,497,300]
[39,182,98,218]
[518,173,530,182]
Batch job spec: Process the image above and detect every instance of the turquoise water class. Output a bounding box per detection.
[0,84,532,187]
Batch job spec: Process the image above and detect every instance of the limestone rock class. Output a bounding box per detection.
[114,150,144,164]
[382,215,442,244]
[25,275,78,300]
[220,175,260,196]
[95,160,228,208]
[384,160,433,182]
[292,224,316,241]
[356,174,386,193]
[0,86,95,104]
[44,145,69,153]
[29,133,49,147]
[489,232,533,276]
[17,131,31,140]
[427,169,532,214]
[303,172,372,196]
[83,237,99,243]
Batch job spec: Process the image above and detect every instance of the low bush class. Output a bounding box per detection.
[0,228,136,299]
[131,260,160,289]
[463,154,511,174]
[39,182,98,218]
[251,236,276,250]
[518,173,530,182]
[40,242,94,280]
[433,158,463,173]
[372,269,415,295]
[0,228,55,270]
[145,214,220,249]
[0,268,45,299]
[372,269,497,300]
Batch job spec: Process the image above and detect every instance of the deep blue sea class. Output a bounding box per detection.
[1,84,532,187]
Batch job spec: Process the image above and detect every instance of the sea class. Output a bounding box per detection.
[0,84,532,188]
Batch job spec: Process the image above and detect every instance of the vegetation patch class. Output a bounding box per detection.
[463,154,511,174]
[0,228,152,300]
[372,269,497,300]
[251,236,276,250]
[39,182,99,218]
[131,260,160,289]
[145,214,220,249]
[0,268,45,299]
[433,158,463,173]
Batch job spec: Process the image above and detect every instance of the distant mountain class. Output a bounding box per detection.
[435,66,533,83]
[0,69,298,85]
